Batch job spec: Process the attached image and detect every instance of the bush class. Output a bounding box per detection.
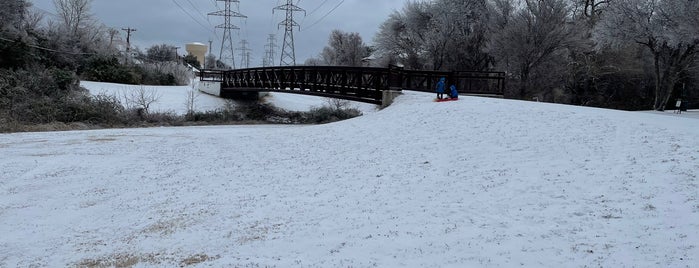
[57,93,125,124]
[306,106,362,124]
[82,56,137,84]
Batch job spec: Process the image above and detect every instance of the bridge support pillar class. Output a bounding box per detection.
[381,90,402,108]
[197,81,221,96]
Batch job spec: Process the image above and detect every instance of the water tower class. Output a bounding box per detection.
[185,42,207,68]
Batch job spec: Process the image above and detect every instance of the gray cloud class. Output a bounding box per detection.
[31,0,406,67]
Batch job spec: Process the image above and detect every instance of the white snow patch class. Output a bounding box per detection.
[1,91,698,267]
[81,80,379,115]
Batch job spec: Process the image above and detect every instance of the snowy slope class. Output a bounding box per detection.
[1,92,698,267]
[81,80,379,115]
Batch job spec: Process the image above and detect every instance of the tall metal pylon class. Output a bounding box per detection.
[209,0,246,69]
[237,39,252,68]
[273,0,305,66]
[263,34,278,67]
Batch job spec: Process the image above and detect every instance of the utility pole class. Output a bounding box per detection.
[121,27,136,64]
[209,0,246,69]
[171,46,181,63]
[237,39,252,68]
[121,27,136,51]
[263,34,277,67]
[273,0,305,66]
[207,39,214,69]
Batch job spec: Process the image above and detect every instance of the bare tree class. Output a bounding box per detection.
[185,85,199,115]
[147,44,179,63]
[374,0,492,71]
[595,0,699,110]
[0,0,30,34]
[568,0,609,22]
[53,0,94,39]
[319,30,370,67]
[0,0,32,69]
[121,86,161,115]
[107,28,119,48]
[489,0,577,98]
[204,54,217,70]
[304,57,323,66]
[427,0,491,71]
[374,1,432,70]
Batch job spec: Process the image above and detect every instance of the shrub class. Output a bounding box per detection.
[306,106,362,124]
[82,56,137,84]
[57,93,125,124]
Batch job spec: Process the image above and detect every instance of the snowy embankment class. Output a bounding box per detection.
[1,92,698,267]
[80,80,379,115]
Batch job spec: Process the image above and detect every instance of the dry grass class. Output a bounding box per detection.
[179,254,219,267]
[76,253,219,268]
[76,253,156,268]
[0,121,97,133]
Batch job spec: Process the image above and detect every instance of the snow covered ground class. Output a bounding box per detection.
[81,80,379,115]
[1,91,698,267]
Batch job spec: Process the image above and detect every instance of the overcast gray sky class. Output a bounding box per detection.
[31,0,406,67]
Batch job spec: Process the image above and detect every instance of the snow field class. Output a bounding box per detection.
[80,80,379,115]
[0,91,697,267]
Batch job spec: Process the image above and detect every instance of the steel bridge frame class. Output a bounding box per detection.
[200,65,505,104]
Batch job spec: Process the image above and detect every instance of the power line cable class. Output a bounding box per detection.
[184,0,213,25]
[238,1,248,40]
[31,6,59,18]
[302,0,330,25]
[0,36,97,55]
[305,0,344,30]
[307,0,330,16]
[172,0,218,36]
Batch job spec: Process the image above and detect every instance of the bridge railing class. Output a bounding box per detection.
[199,70,223,82]
[200,65,505,104]
[392,68,505,96]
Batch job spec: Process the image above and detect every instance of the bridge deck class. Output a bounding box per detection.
[200,66,505,104]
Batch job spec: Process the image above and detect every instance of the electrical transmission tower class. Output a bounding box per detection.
[209,0,246,69]
[263,34,277,67]
[237,39,252,68]
[273,0,305,66]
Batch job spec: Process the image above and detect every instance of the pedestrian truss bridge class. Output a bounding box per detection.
[199,65,505,105]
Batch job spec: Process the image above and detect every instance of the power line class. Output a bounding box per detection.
[184,0,211,23]
[307,0,330,16]
[31,6,58,18]
[0,36,96,55]
[305,0,344,30]
[172,0,218,36]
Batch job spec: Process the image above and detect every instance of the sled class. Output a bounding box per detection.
[435,98,459,102]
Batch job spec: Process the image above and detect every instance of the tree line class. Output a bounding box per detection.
[310,0,698,111]
[0,0,363,132]
[0,0,219,130]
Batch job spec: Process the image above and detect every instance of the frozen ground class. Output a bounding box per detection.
[81,80,379,115]
[1,91,698,267]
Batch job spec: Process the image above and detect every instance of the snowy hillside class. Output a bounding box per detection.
[80,80,379,115]
[1,92,697,267]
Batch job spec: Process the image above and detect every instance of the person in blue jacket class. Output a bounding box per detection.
[449,84,458,99]
[436,77,446,99]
